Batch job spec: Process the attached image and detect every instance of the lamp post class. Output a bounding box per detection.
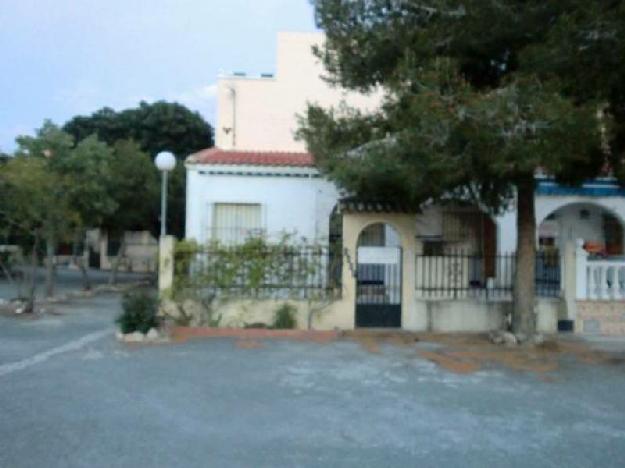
[155,151,176,237]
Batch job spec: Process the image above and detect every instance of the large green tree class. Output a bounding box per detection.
[300,0,611,336]
[0,155,75,308]
[103,139,159,284]
[64,101,214,238]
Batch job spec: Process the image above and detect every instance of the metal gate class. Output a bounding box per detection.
[356,246,402,327]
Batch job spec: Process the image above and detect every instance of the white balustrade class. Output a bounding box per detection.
[576,239,625,300]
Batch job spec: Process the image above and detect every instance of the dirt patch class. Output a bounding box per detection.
[235,339,265,350]
[345,331,624,376]
[418,350,481,374]
[345,330,419,353]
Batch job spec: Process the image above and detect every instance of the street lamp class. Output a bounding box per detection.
[155,151,176,237]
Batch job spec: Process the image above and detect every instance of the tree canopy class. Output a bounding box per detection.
[63,101,214,238]
[299,0,617,335]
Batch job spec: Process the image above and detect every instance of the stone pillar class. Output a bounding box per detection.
[158,236,175,292]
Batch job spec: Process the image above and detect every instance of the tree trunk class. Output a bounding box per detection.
[44,236,56,298]
[26,235,40,313]
[108,236,126,285]
[512,178,537,336]
[72,233,91,291]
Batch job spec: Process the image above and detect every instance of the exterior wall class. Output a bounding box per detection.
[576,301,625,335]
[185,165,339,244]
[98,230,158,272]
[216,32,382,152]
[404,299,558,333]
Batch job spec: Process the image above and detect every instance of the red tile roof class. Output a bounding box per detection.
[188,148,315,167]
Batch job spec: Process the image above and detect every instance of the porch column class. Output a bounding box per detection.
[562,239,578,322]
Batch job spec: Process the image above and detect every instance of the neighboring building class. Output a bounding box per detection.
[183,32,625,335]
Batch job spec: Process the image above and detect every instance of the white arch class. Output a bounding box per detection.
[537,196,625,227]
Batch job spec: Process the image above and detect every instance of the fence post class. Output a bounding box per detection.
[158,235,175,293]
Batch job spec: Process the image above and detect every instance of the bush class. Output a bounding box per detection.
[116,290,159,334]
[272,303,297,329]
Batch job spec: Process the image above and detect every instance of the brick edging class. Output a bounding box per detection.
[170,327,340,343]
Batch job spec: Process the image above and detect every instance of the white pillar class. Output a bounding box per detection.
[562,239,577,320]
[575,239,588,300]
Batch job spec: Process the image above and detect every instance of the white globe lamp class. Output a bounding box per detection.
[155,151,176,237]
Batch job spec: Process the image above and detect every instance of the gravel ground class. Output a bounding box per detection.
[1,292,625,468]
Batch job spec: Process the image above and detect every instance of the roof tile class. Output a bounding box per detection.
[188,148,315,167]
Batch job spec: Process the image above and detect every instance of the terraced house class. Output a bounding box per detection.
[182,32,625,335]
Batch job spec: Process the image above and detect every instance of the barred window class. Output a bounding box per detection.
[212,203,263,244]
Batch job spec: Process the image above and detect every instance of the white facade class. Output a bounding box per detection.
[186,32,377,244]
[185,164,339,244]
[188,31,625,257]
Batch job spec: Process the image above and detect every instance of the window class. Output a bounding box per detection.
[212,203,262,244]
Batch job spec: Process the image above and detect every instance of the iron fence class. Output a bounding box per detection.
[415,251,561,299]
[175,245,342,300]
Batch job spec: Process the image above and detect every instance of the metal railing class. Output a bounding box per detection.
[175,245,342,300]
[415,251,561,299]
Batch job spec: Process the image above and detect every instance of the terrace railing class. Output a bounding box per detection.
[576,242,625,300]
[415,251,561,300]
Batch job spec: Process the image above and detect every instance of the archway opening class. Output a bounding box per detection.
[539,203,625,257]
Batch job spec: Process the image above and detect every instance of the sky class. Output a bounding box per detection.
[0,0,318,152]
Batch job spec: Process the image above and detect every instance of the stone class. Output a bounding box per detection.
[502,332,518,347]
[489,330,505,345]
[124,331,145,343]
[146,328,160,340]
[531,334,545,346]
[514,333,528,345]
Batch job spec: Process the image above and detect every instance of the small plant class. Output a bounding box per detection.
[116,290,159,334]
[272,303,297,329]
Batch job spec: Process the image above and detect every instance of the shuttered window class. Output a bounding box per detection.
[212,203,262,244]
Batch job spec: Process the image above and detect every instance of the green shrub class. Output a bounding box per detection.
[272,303,297,329]
[116,290,159,334]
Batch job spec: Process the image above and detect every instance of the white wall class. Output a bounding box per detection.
[185,165,340,244]
[216,32,382,152]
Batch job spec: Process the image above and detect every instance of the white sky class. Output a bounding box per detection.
[0,0,317,151]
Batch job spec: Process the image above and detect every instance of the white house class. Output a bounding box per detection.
[184,32,625,335]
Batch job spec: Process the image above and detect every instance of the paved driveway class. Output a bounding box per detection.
[1,293,625,468]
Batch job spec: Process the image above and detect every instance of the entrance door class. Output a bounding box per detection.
[355,223,402,328]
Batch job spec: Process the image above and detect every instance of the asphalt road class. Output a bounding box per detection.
[1,293,625,467]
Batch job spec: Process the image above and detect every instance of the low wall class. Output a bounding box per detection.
[576,301,625,335]
[403,298,559,333]
[160,297,350,331]
[160,295,560,333]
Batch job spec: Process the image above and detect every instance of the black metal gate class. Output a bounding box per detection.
[355,247,402,327]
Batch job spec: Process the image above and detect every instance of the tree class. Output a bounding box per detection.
[299,1,608,336]
[47,135,118,289]
[14,121,77,297]
[102,139,159,284]
[6,122,119,295]
[0,156,75,309]
[64,101,214,238]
